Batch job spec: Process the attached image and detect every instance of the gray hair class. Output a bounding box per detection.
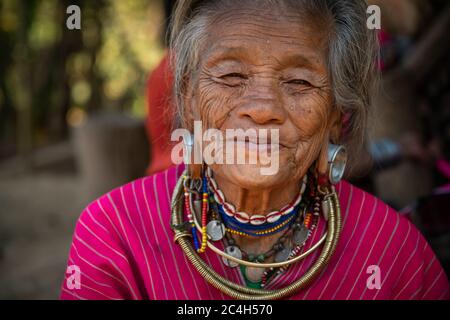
[169,0,379,169]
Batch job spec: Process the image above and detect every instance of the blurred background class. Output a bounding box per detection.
[0,0,449,299]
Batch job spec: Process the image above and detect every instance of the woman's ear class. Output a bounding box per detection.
[317,110,342,176]
[182,82,203,179]
[183,89,196,132]
[329,110,343,144]
[317,136,329,176]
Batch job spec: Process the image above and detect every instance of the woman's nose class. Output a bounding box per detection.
[237,94,287,125]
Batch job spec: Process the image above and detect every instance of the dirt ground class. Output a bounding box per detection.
[0,172,86,299]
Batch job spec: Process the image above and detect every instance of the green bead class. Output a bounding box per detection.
[248,254,255,262]
[257,254,265,263]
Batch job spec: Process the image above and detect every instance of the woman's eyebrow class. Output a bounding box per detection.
[204,46,325,74]
[204,46,252,64]
[278,53,324,72]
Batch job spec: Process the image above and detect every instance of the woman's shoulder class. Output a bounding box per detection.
[337,180,410,231]
[335,179,426,266]
[77,165,185,248]
[336,180,449,299]
[61,165,187,299]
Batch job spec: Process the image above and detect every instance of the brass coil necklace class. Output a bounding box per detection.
[170,169,342,300]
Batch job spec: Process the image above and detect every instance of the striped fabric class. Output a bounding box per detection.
[60,164,449,300]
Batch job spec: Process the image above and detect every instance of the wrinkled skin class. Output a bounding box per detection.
[184,5,341,261]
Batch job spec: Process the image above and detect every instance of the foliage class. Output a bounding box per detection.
[0,0,165,158]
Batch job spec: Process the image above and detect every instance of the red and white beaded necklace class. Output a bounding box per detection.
[205,167,307,226]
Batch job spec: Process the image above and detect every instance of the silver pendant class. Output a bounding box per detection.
[275,246,292,263]
[245,266,266,283]
[294,226,309,245]
[206,220,225,241]
[222,246,242,268]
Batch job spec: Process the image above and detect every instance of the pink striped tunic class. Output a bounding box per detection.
[60,165,449,300]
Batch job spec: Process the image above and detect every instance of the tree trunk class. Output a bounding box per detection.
[72,113,150,201]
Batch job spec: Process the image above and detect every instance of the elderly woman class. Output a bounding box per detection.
[61,0,449,300]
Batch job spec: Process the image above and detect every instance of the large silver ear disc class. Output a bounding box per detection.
[327,144,347,184]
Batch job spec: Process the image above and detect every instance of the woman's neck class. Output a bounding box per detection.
[213,174,300,215]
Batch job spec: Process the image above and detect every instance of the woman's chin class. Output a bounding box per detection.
[213,163,292,190]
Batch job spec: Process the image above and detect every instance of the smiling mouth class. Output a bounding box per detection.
[226,137,287,152]
[227,136,286,149]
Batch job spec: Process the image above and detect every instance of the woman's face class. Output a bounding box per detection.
[187,7,338,190]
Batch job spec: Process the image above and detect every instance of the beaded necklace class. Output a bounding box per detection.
[206,167,307,226]
[183,168,323,288]
[217,202,299,237]
[172,168,342,299]
[214,207,301,263]
[219,199,320,288]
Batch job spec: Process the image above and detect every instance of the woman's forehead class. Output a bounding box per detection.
[201,16,329,72]
[202,44,326,73]
[207,5,329,41]
[200,5,329,59]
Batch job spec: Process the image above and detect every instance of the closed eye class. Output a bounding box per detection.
[216,73,248,87]
[287,79,312,86]
[220,73,247,79]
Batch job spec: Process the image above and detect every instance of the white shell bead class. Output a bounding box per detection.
[223,203,235,217]
[293,195,302,207]
[235,211,250,223]
[216,190,225,202]
[213,193,221,205]
[301,182,306,194]
[210,178,218,190]
[249,215,266,225]
[266,211,281,223]
[281,206,294,216]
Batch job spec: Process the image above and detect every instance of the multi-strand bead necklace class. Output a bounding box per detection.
[182,168,325,288]
[172,168,342,299]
